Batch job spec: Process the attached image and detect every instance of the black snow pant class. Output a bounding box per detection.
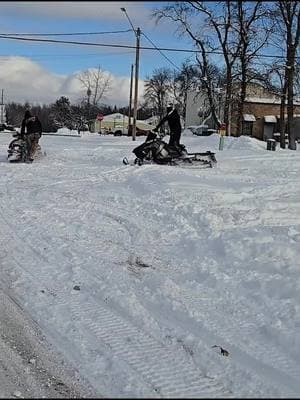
[168,130,181,148]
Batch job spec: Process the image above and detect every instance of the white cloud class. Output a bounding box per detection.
[0,56,144,106]
[0,1,152,24]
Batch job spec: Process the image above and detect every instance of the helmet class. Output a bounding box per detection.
[166,103,174,113]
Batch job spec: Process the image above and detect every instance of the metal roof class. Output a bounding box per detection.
[243,114,256,122]
[264,115,277,123]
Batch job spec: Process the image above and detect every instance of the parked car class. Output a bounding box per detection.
[187,125,217,136]
[112,125,127,136]
[112,125,150,136]
[127,125,150,137]
[0,123,16,132]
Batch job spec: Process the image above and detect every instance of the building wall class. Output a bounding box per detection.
[290,117,300,140]
[185,91,201,126]
[242,102,300,140]
[185,90,213,127]
[185,85,300,139]
[92,119,152,133]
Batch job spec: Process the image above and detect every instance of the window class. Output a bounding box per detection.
[242,121,253,136]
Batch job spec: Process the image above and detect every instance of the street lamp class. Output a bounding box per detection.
[121,7,141,141]
[121,7,136,33]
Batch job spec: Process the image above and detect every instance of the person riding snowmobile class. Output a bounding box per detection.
[20,110,42,162]
[153,104,182,152]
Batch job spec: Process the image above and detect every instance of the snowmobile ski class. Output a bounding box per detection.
[123,155,215,169]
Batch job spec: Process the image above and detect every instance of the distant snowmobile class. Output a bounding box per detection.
[123,131,217,168]
[7,132,44,163]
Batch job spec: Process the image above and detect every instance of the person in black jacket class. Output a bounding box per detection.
[153,104,182,148]
[20,110,42,161]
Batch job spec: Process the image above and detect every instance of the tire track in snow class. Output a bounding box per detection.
[2,156,299,397]
[123,172,300,395]
[159,277,300,395]
[141,181,300,394]
[0,234,227,397]
[70,297,228,398]
[14,188,300,397]
[30,196,300,399]
[60,185,300,397]
[0,196,230,398]
[0,202,154,395]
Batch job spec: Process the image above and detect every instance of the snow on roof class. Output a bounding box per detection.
[101,113,153,128]
[246,96,300,105]
[264,115,277,123]
[243,114,256,122]
[103,113,128,122]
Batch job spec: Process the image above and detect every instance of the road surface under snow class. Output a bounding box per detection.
[0,130,300,398]
[0,287,96,398]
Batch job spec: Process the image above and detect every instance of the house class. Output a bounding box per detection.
[240,87,300,140]
[91,112,153,133]
[185,83,300,140]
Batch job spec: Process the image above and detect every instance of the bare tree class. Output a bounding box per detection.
[295,63,300,97]
[153,4,218,128]
[77,66,112,130]
[233,1,274,136]
[154,1,243,134]
[169,62,201,119]
[190,1,245,134]
[275,1,300,150]
[144,67,172,121]
[77,65,112,107]
[154,2,277,136]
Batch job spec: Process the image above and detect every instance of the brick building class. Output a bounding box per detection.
[185,83,300,140]
[234,96,300,140]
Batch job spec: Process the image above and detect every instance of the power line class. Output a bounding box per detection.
[0,29,133,36]
[0,34,298,60]
[141,31,181,71]
[0,50,135,59]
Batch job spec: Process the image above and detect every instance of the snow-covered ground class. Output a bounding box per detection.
[1,130,300,398]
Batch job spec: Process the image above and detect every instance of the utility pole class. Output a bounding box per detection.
[128,63,134,130]
[120,8,140,141]
[87,87,91,131]
[228,100,231,136]
[1,89,3,125]
[132,27,141,141]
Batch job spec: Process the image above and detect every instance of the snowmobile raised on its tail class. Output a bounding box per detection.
[123,131,217,168]
[7,132,44,163]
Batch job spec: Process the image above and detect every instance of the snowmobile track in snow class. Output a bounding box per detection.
[0,195,230,398]
[1,197,298,397]
[70,298,228,398]
[1,162,300,397]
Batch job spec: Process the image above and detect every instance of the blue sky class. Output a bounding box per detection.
[0,2,192,77]
[0,1,282,106]
[0,1,196,105]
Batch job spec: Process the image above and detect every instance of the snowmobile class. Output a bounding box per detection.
[7,132,43,163]
[123,131,217,168]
